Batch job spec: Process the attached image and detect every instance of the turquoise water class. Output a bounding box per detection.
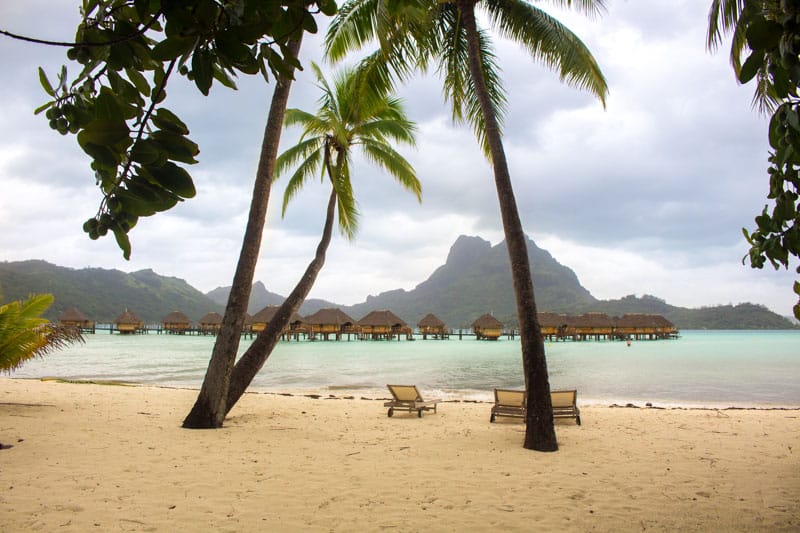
[6,330,800,407]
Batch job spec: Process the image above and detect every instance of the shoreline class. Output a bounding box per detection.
[18,376,800,411]
[2,378,799,531]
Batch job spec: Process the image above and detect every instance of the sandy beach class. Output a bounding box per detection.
[1,378,798,532]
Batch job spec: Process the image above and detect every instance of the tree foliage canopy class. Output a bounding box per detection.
[34,0,336,259]
[276,62,420,239]
[708,0,800,319]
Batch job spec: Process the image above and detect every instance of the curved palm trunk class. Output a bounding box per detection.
[456,0,557,452]
[183,37,303,429]
[225,188,337,412]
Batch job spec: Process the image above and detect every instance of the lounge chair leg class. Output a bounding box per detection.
[576,415,581,426]
[388,408,394,417]
[418,409,423,418]
[490,413,495,423]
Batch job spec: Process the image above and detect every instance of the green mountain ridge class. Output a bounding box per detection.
[1,234,795,329]
[0,260,223,323]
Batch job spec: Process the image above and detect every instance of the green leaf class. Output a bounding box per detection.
[38,67,55,96]
[112,225,132,260]
[79,142,119,168]
[319,0,338,17]
[213,64,238,90]
[33,101,55,115]
[215,31,251,63]
[746,17,782,51]
[147,161,196,198]
[152,36,196,62]
[117,189,158,216]
[191,48,214,95]
[130,139,164,165]
[78,118,130,147]
[738,51,764,84]
[152,108,189,135]
[122,179,178,213]
[151,130,199,164]
[125,67,151,97]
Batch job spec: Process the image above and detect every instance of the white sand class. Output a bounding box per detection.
[1,378,798,532]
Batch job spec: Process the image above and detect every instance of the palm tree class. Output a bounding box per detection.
[183,38,304,429]
[706,0,780,113]
[223,62,420,411]
[326,0,607,451]
[0,294,83,373]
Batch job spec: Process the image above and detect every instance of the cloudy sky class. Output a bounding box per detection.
[1,1,797,317]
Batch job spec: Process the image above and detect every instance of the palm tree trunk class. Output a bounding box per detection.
[456,0,557,451]
[182,37,303,429]
[225,188,337,412]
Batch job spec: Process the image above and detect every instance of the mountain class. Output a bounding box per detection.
[0,260,222,323]
[584,294,793,330]
[2,235,795,329]
[205,281,336,316]
[341,235,597,327]
[208,234,795,329]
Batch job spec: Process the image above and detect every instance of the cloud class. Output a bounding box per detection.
[0,0,796,316]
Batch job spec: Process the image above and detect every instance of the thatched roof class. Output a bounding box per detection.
[615,314,673,328]
[537,312,567,328]
[116,309,142,325]
[199,312,223,325]
[417,313,446,328]
[358,309,406,327]
[304,307,356,325]
[252,305,304,324]
[471,313,503,329]
[566,313,614,328]
[58,307,90,322]
[162,310,191,324]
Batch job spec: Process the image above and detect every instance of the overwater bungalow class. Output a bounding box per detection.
[417,313,448,339]
[162,310,192,334]
[304,308,358,341]
[565,313,615,341]
[615,314,678,340]
[471,313,504,340]
[358,309,410,340]
[58,307,94,332]
[115,309,144,334]
[198,312,223,334]
[251,305,307,339]
[537,312,568,340]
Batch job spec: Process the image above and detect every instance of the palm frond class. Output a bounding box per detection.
[360,138,422,201]
[326,0,383,63]
[0,294,83,373]
[280,146,326,216]
[438,4,507,156]
[486,0,608,106]
[275,136,325,179]
[707,0,744,51]
[543,0,607,18]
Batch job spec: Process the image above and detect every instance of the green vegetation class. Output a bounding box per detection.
[0,260,222,323]
[708,1,800,319]
[34,0,335,260]
[0,294,83,373]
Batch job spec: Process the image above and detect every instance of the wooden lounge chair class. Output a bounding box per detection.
[384,384,439,418]
[490,388,526,422]
[490,388,581,425]
[551,389,581,425]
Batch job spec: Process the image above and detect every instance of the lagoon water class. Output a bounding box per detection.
[7,330,800,408]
